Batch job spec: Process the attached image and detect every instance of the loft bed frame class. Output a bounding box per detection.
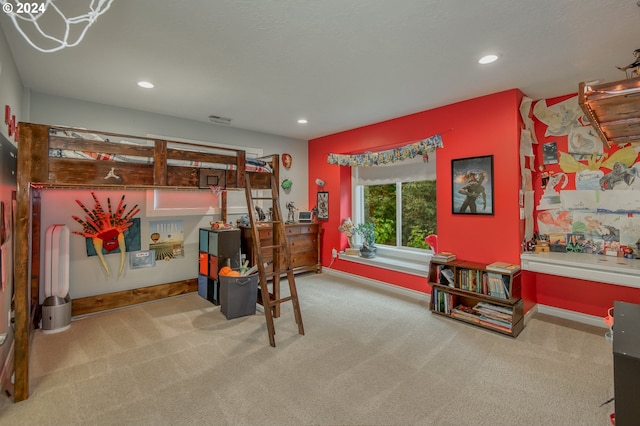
[13,122,280,402]
[578,76,640,148]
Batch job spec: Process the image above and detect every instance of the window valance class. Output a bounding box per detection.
[355,152,436,185]
[326,133,443,167]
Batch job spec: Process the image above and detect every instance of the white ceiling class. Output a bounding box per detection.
[1,0,639,141]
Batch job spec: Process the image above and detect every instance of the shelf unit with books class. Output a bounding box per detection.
[428,258,524,337]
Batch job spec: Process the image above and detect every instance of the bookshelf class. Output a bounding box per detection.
[428,259,524,337]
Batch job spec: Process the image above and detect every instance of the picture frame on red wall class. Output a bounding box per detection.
[452,155,494,215]
[316,191,328,220]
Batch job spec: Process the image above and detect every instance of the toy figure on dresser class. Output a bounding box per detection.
[237,214,250,227]
[255,205,266,221]
[286,202,298,223]
[537,172,567,210]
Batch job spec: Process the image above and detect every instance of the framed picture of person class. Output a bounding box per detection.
[451,155,494,215]
[316,191,329,220]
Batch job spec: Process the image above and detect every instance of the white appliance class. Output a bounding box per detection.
[42,224,72,333]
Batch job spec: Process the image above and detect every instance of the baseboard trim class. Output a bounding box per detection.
[536,304,608,329]
[323,268,429,303]
[71,279,198,317]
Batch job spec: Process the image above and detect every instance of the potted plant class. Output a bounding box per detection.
[354,221,377,258]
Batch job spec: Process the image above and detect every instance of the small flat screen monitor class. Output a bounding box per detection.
[297,211,312,223]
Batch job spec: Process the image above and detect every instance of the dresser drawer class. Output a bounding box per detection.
[285,226,301,235]
[298,225,318,235]
[257,228,273,239]
[291,251,318,268]
[288,234,317,253]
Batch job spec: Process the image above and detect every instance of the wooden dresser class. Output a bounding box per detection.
[240,223,322,275]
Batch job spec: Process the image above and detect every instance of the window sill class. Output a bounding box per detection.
[521,252,640,289]
[339,249,430,277]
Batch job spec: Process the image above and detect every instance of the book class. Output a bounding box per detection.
[440,268,455,286]
[476,301,513,315]
[486,272,507,299]
[451,305,482,323]
[432,251,456,262]
[486,261,520,274]
[472,302,513,331]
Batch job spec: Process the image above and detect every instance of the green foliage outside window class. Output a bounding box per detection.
[363,180,436,249]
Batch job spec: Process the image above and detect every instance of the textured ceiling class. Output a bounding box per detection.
[1,0,639,140]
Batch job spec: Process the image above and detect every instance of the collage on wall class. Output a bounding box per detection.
[522,95,640,257]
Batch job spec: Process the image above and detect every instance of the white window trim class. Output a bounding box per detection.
[353,174,434,252]
[350,166,434,274]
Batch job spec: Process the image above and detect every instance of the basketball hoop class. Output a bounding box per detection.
[210,186,225,196]
[0,0,114,53]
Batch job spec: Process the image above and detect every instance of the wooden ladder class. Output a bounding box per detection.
[244,171,304,347]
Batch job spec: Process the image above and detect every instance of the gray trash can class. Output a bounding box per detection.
[219,273,258,320]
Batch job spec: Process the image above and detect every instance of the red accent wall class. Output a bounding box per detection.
[525,93,640,317]
[308,89,524,293]
[525,271,640,317]
[307,88,640,319]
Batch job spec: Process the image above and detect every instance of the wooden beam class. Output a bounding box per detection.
[14,123,50,402]
[154,139,168,186]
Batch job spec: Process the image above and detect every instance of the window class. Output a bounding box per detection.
[354,154,436,251]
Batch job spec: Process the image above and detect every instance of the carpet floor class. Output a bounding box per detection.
[0,272,615,425]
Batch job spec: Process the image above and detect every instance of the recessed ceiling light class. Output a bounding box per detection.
[478,54,499,65]
[297,119,308,124]
[138,81,154,89]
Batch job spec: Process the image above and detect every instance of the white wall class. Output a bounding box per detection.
[40,189,212,300]
[0,27,23,140]
[0,28,22,380]
[28,91,309,299]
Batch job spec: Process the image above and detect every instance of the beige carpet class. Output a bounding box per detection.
[0,272,614,425]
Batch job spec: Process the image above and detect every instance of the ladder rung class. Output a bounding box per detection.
[269,296,293,306]
[261,270,293,279]
[261,244,284,250]
[252,197,275,200]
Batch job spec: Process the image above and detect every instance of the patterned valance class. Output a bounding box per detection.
[326,133,443,167]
